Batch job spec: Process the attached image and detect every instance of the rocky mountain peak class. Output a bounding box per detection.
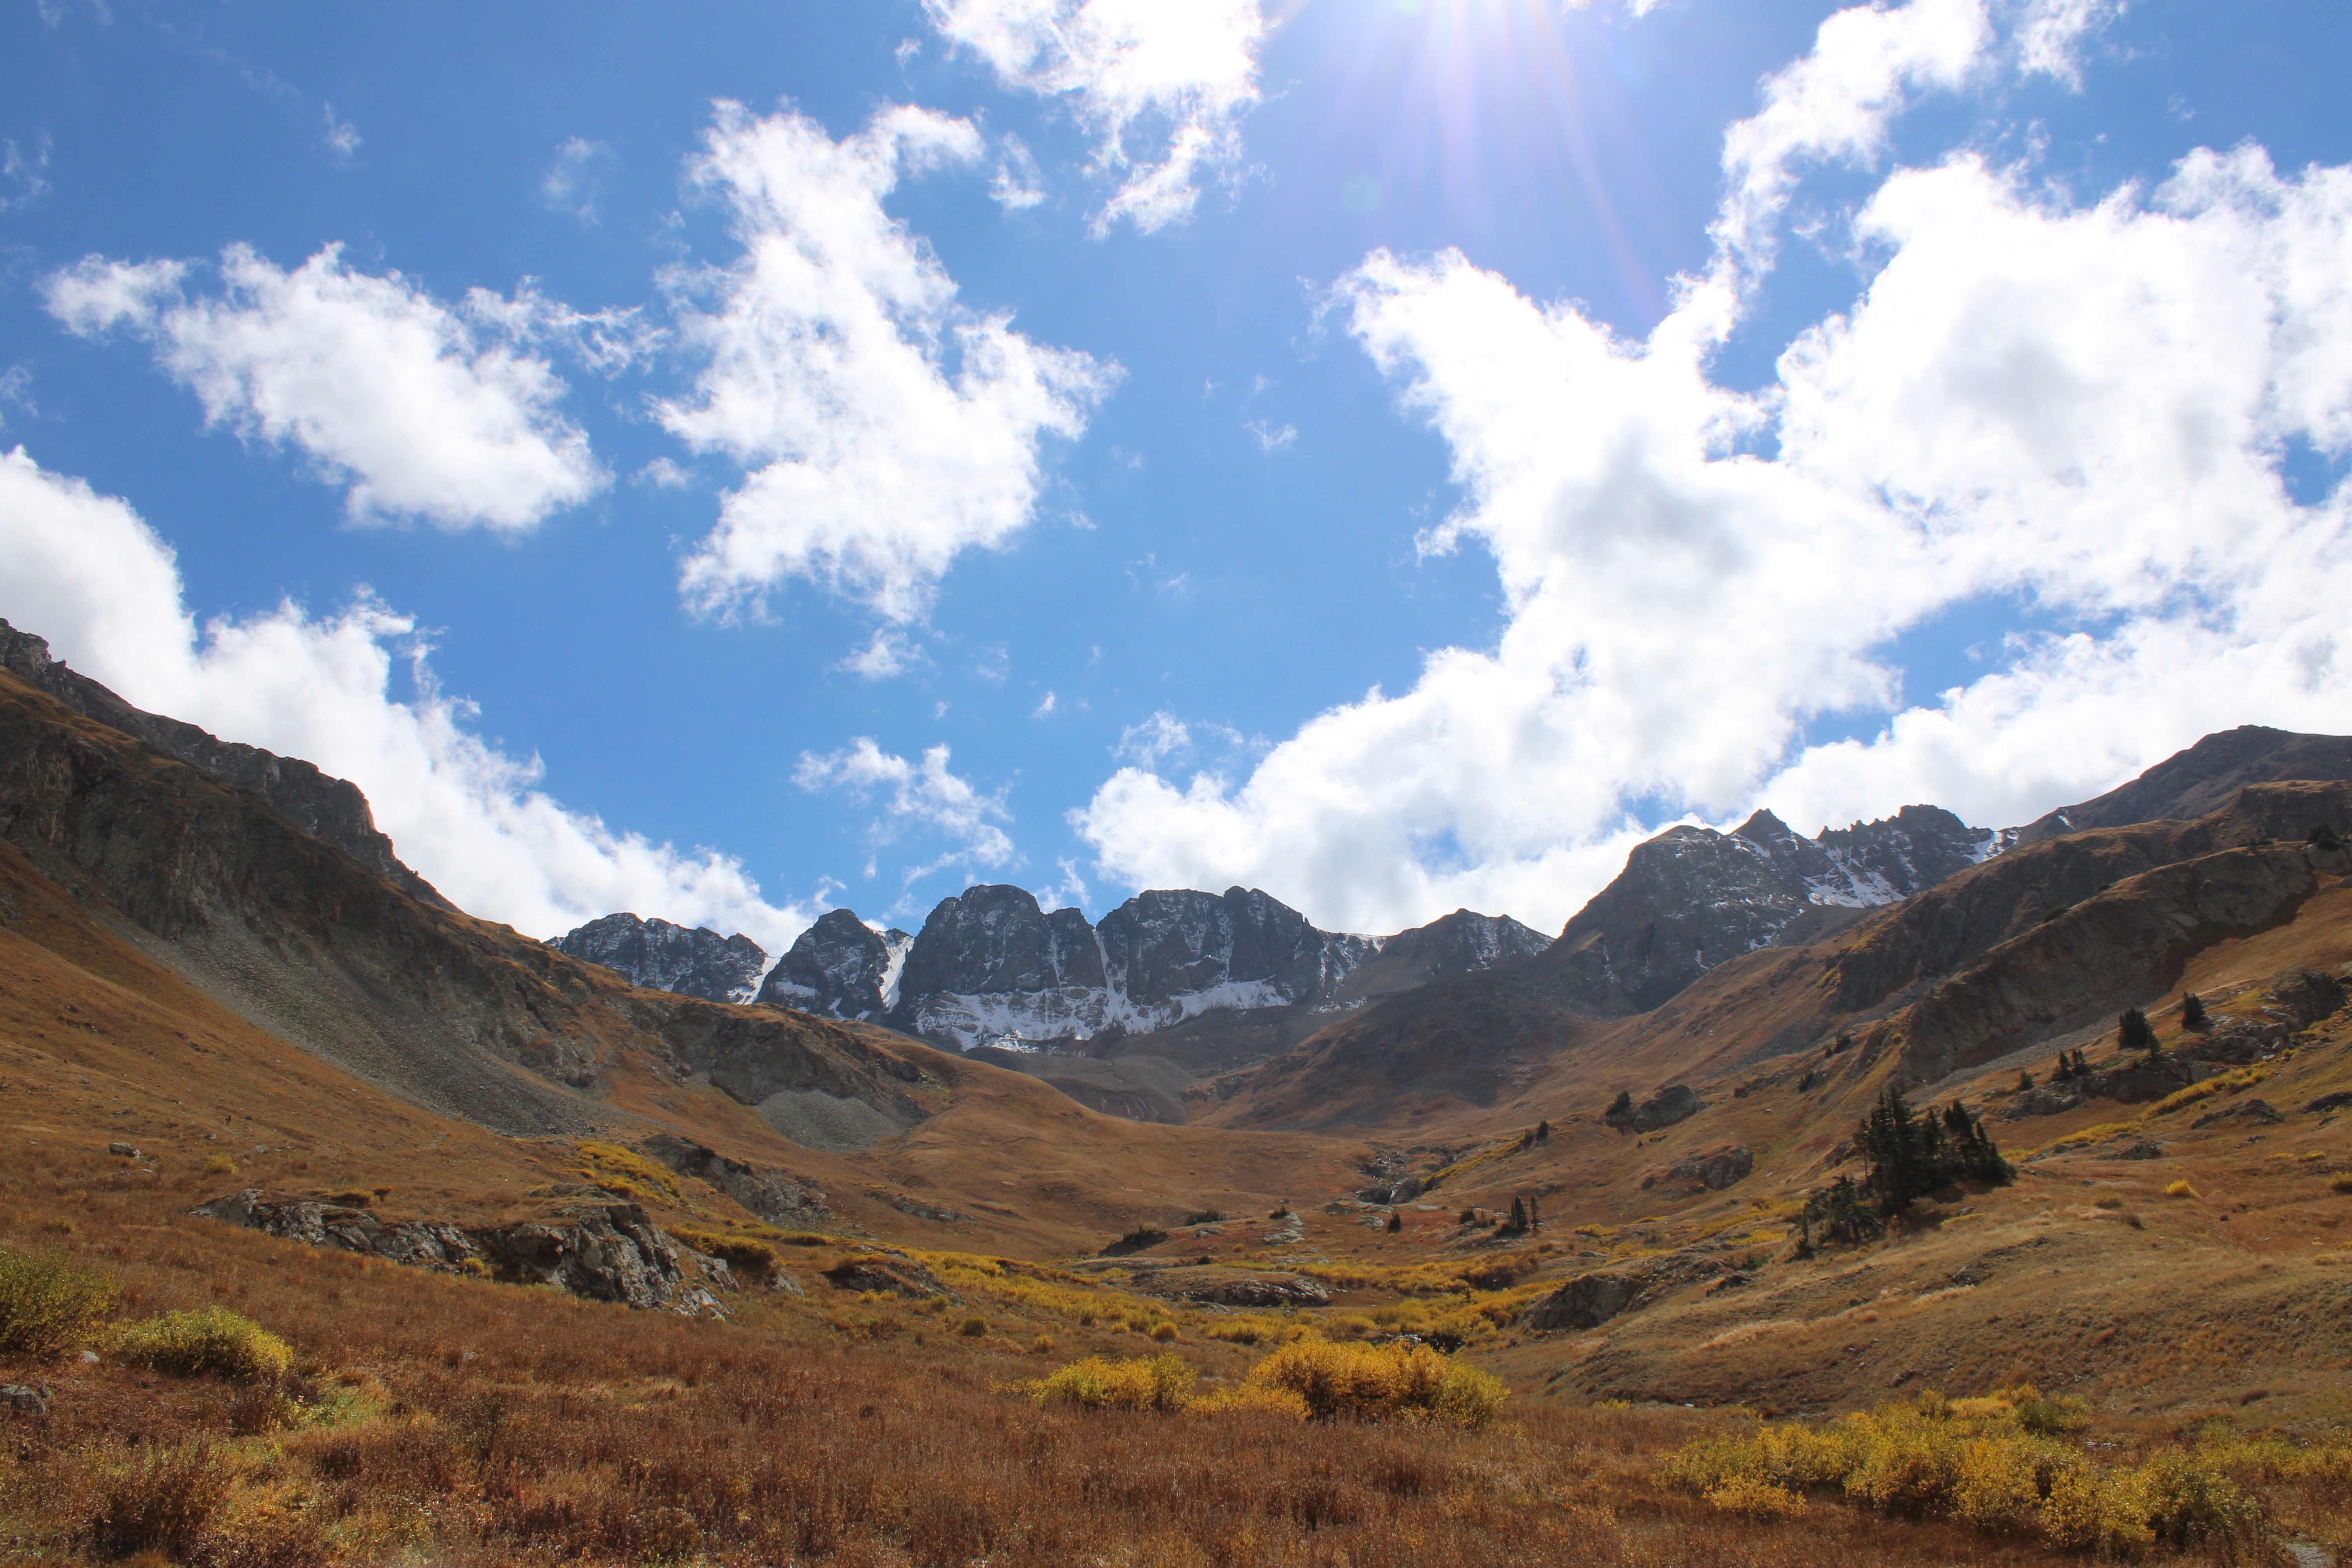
[551,913,767,1005]
[1546,802,2005,1016]
[757,909,912,1021]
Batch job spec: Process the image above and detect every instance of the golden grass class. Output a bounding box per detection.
[2166,1180,2200,1199]
[111,1306,294,1381]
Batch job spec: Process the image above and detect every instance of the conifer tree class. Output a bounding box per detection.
[2118,1007,2158,1055]
[2182,993,2209,1030]
[1505,1194,1528,1234]
[1386,1210,1402,1234]
[2018,1068,2035,1093]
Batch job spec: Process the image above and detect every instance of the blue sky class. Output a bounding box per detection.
[4,0,2351,955]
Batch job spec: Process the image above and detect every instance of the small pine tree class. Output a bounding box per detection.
[2310,822,2342,850]
[1535,1120,1552,1143]
[1386,1210,1402,1234]
[1528,1194,1541,1233]
[2118,1007,2158,1055]
[2181,993,2209,1030]
[1606,1089,1633,1118]
[2017,1069,2035,1093]
[1458,1207,1477,1227]
[1504,1194,1529,1234]
[2070,1048,2089,1074]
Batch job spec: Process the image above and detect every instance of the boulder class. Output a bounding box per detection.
[1606,1084,1702,1134]
[2080,1054,2203,1103]
[2000,1086,2087,1120]
[106,1142,139,1159]
[0,1385,50,1415]
[2116,1139,2165,1160]
[1669,1145,1754,1191]
[1520,1253,1715,1333]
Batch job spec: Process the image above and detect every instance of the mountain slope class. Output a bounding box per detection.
[2014,724,2352,843]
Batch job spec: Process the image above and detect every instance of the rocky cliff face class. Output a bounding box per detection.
[1546,804,2003,1016]
[553,913,768,1004]
[757,908,913,1019]
[0,618,448,908]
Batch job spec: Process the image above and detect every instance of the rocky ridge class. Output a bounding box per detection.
[0,618,448,909]
[553,913,768,1005]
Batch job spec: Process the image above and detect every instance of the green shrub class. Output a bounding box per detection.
[958,1314,989,1337]
[0,1247,118,1356]
[112,1307,294,1381]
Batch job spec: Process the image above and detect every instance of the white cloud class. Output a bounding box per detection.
[44,245,607,532]
[540,136,615,226]
[795,737,1016,883]
[991,132,1048,212]
[1114,710,1190,767]
[2014,0,2122,88]
[0,364,32,425]
[659,102,1118,625]
[1245,418,1297,453]
[319,102,360,163]
[1072,7,2352,936]
[924,0,1265,234]
[0,446,812,954]
[1714,0,1991,276]
[2,133,52,211]
[1032,689,1059,718]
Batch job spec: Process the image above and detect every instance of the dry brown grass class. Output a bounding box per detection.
[1,1147,2258,1568]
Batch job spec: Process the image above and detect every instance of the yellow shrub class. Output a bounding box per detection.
[1241,1338,1506,1429]
[1842,1409,1959,1517]
[1149,1321,1178,1343]
[1952,1434,2051,1531]
[0,1247,118,1357]
[1188,1383,1311,1421]
[1031,1354,1194,1413]
[2165,1180,2199,1199]
[959,1315,989,1337]
[112,1307,293,1381]
[1706,1475,1806,1520]
[2330,1172,2352,1194]
[203,1154,238,1177]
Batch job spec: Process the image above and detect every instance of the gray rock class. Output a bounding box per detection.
[552,913,767,1005]
[106,1142,139,1158]
[2116,1139,2164,1160]
[1670,1145,1754,1191]
[637,1132,831,1224]
[1606,1084,1702,1134]
[191,1189,725,1314]
[2000,1086,2088,1120]
[1521,1254,1715,1332]
[0,1385,50,1415]
[1178,1274,1331,1308]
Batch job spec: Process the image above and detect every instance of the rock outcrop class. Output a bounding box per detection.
[1668,1145,1755,1191]
[0,618,448,908]
[1520,1253,1718,1332]
[637,1132,832,1223]
[1606,1084,1702,1134]
[191,1189,728,1314]
[553,913,768,1004]
[757,908,912,1020]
